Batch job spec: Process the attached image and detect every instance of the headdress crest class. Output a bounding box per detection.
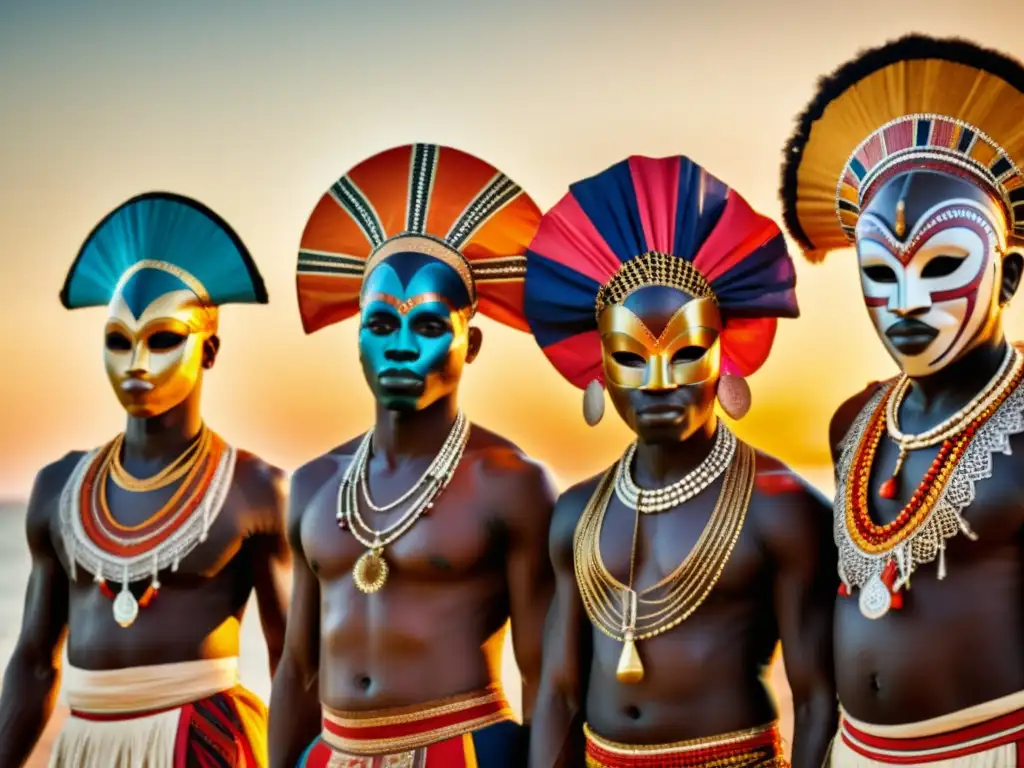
[62,192,267,311]
[524,155,799,405]
[296,143,541,333]
[781,34,1024,261]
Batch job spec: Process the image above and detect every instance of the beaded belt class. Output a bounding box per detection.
[583,722,787,767]
[320,685,513,755]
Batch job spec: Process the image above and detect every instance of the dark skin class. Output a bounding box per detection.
[0,336,291,768]
[532,287,838,768]
[269,331,557,767]
[829,174,1024,725]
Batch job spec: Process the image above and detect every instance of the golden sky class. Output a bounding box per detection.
[1,0,1023,498]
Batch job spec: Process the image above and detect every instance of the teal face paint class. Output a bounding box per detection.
[358,251,474,412]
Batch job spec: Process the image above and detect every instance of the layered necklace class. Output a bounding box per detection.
[575,425,755,685]
[837,344,1024,619]
[60,425,235,628]
[337,411,470,594]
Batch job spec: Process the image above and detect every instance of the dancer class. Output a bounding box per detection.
[526,155,837,767]
[781,34,1024,766]
[270,144,556,767]
[0,193,289,767]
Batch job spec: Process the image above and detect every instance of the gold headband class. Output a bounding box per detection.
[363,234,477,310]
[111,259,211,302]
[594,251,716,318]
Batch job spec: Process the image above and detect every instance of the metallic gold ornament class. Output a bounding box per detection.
[616,630,644,684]
[353,548,389,594]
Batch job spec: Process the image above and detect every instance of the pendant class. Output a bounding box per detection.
[858,573,892,620]
[112,584,139,628]
[616,631,644,684]
[353,548,388,594]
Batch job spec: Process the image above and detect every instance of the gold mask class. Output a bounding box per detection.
[598,289,723,443]
[104,288,218,418]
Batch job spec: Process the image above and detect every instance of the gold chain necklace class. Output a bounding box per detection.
[574,434,755,684]
[108,426,210,492]
[337,412,470,594]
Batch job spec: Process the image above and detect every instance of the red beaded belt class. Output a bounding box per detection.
[839,705,1024,763]
[583,722,787,767]
[320,685,513,755]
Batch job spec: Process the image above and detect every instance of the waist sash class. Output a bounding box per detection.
[837,690,1024,764]
[320,685,513,755]
[64,657,240,716]
[583,722,787,767]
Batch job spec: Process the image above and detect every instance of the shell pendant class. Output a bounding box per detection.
[112,584,139,628]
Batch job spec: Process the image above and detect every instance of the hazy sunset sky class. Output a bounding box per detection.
[2,0,1023,498]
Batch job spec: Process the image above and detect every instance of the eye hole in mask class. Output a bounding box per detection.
[921,255,966,278]
[148,331,187,352]
[863,265,898,283]
[106,331,132,351]
[611,351,646,368]
[671,346,707,363]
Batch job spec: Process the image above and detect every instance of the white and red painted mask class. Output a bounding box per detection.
[855,172,1010,377]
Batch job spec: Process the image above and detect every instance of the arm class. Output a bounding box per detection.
[759,476,838,768]
[268,460,329,768]
[248,462,291,677]
[504,459,557,725]
[0,460,71,767]
[529,483,594,768]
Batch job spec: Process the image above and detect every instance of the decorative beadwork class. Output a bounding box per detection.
[595,251,717,318]
[835,114,1024,242]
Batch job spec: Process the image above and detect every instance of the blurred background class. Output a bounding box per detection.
[1,0,1022,762]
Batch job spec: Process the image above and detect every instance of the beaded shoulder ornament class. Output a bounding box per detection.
[834,367,1024,619]
[59,433,236,628]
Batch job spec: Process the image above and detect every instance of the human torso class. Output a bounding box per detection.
[578,443,782,744]
[833,382,1024,723]
[300,433,519,712]
[47,442,266,671]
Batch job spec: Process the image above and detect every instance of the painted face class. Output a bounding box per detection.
[104,269,217,418]
[598,285,722,444]
[856,173,1008,377]
[358,251,475,412]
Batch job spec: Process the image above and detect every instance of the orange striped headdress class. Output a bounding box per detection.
[296,144,541,333]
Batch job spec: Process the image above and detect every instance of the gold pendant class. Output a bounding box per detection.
[353,548,388,594]
[616,631,644,684]
[112,585,139,628]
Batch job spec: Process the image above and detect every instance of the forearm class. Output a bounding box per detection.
[0,653,61,767]
[789,689,838,768]
[268,652,321,768]
[528,687,583,768]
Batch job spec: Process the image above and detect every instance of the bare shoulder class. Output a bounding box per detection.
[26,450,88,547]
[286,438,361,543]
[231,449,287,531]
[748,449,832,557]
[549,470,608,568]
[829,378,894,461]
[465,424,558,525]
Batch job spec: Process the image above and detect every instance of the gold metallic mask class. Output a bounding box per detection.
[104,288,217,418]
[598,296,723,437]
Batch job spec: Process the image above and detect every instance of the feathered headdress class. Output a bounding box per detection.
[525,155,798,422]
[781,34,1024,261]
[62,192,267,313]
[296,143,541,334]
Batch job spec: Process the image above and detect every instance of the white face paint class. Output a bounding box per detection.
[855,198,1006,377]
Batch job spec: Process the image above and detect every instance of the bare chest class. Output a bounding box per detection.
[302,467,507,586]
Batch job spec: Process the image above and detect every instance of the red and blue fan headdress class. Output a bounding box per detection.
[524,155,799,419]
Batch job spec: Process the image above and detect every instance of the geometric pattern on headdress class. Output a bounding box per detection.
[524,155,799,390]
[296,143,542,334]
[781,34,1024,262]
[61,192,267,311]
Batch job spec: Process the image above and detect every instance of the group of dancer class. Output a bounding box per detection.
[1,33,1022,768]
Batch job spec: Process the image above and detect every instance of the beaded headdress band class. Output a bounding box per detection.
[296,143,542,334]
[594,251,717,319]
[781,35,1024,262]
